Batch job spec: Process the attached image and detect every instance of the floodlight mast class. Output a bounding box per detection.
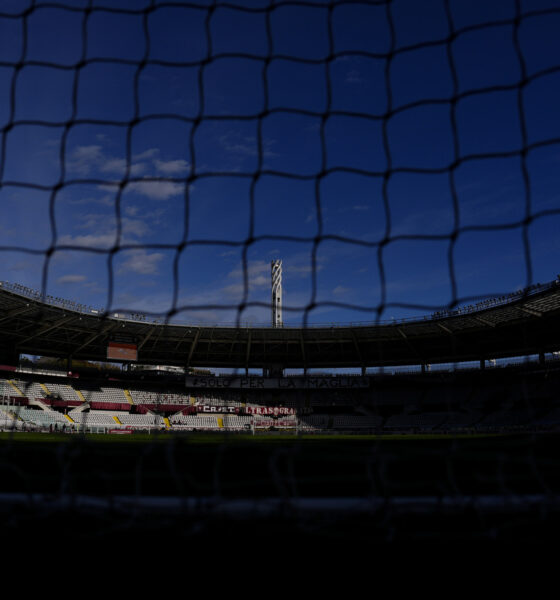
[265,259,284,377]
[271,259,283,328]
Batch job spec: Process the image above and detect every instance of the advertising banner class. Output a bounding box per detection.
[107,342,138,361]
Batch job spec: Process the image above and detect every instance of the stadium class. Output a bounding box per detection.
[1,0,560,542]
[2,276,560,433]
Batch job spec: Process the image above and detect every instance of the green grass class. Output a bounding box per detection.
[0,430,558,542]
[0,430,503,444]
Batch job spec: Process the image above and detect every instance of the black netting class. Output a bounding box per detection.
[1,0,559,324]
[1,0,560,542]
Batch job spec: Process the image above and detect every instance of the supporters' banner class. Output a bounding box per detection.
[245,406,296,415]
[185,376,369,389]
[198,405,239,414]
[196,405,301,415]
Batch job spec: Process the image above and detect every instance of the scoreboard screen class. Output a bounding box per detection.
[107,342,137,361]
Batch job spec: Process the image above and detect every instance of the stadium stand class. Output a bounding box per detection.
[3,349,560,435]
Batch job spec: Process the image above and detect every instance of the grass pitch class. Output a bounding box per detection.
[1,430,559,542]
[0,430,557,497]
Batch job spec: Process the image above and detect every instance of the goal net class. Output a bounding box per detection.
[1,0,560,541]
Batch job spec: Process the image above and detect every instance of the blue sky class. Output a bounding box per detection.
[1,0,560,326]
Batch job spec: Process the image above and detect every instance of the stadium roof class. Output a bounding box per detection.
[1,280,560,370]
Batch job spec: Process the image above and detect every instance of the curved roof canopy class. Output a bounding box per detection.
[1,281,560,369]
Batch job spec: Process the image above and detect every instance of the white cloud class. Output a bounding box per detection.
[286,263,322,276]
[219,133,256,157]
[125,180,184,200]
[252,275,268,287]
[96,184,118,193]
[225,275,268,295]
[77,213,106,231]
[154,158,190,175]
[175,286,272,324]
[220,283,245,297]
[124,205,139,217]
[219,249,239,258]
[332,285,351,296]
[133,148,160,161]
[214,261,275,304]
[219,132,278,159]
[122,217,149,239]
[58,233,116,249]
[58,206,152,251]
[67,145,146,178]
[57,274,87,284]
[227,257,323,289]
[99,158,145,176]
[118,249,164,275]
[228,260,270,283]
[65,194,114,207]
[66,145,104,175]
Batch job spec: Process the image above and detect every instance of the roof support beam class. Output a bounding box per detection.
[436,322,453,335]
[18,315,76,346]
[172,327,194,354]
[245,330,252,373]
[516,305,542,318]
[396,327,422,362]
[474,316,496,328]
[300,330,307,372]
[186,328,201,367]
[0,305,34,325]
[138,326,156,351]
[350,330,364,369]
[72,322,117,355]
[229,330,240,360]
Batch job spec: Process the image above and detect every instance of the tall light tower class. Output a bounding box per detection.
[271,259,283,328]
